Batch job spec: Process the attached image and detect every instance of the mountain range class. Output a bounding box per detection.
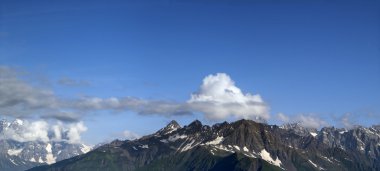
[28,119,380,171]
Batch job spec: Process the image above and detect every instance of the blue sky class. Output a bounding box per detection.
[1,0,379,144]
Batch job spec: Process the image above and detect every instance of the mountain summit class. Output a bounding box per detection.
[156,120,181,135]
[29,119,380,171]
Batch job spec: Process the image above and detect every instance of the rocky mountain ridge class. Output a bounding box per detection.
[29,119,380,171]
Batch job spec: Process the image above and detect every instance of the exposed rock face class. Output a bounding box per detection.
[29,120,380,171]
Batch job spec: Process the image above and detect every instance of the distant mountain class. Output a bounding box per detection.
[0,119,92,171]
[29,119,380,171]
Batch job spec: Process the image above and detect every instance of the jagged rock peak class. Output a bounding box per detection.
[188,119,202,128]
[166,120,181,129]
[212,121,229,129]
[109,139,124,146]
[156,120,181,135]
[234,119,257,125]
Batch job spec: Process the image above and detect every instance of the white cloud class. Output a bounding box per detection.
[340,113,354,129]
[276,113,289,123]
[188,73,269,121]
[0,119,87,144]
[1,120,50,142]
[122,130,140,140]
[277,113,329,129]
[66,122,87,144]
[52,123,63,140]
[296,114,329,128]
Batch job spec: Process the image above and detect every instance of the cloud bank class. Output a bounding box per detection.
[0,66,59,117]
[71,97,191,117]
[276,113,329,129]
[1,119,87,144]
[0,66,269,123]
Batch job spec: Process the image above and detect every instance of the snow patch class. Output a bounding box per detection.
[181,140,197,152]
[164,129,177,135]
[321,156,333,163]
[14,119,23,125]
[243,153,256,158]
[308,160,318,168]
[141,145,149,149]
[339,130,347,134]
[9,158,18,165]
[213,145,235,153]
[38,157,44,163]
[233,145,240,151]
[205,136,224,145]
[164,125,178,134]
[30,158,36,162]
[168,134,187,142]
[310,132,317,137]
[81,144,92,153]
[7,148,23,156]
[259,149,282,167]
[45,143,56,164]
[243,146,249,152]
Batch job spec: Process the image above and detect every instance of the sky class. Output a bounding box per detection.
[0,0,379,145]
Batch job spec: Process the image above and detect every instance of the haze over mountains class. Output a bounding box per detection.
[28,119,380,171]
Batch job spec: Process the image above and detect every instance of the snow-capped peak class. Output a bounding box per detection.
[156,120,181,135]
[80,144,92,153]
[14,119,23,125]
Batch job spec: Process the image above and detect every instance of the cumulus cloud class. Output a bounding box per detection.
[276,113,329,129]
[0,119,87,144]
[66,122,88,144]
[122,130,140,140]
[188,73,269,121]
